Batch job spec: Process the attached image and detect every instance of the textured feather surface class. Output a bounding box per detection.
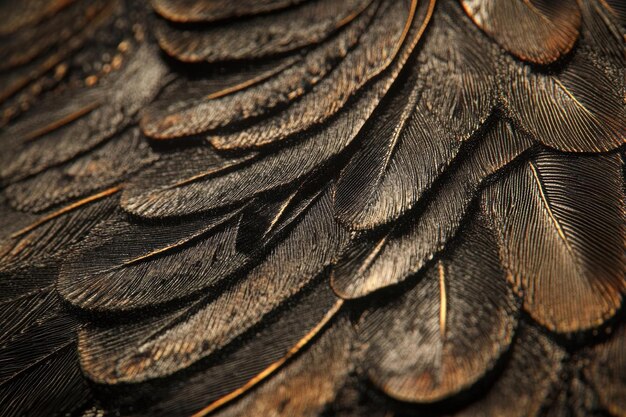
[122,0,434,218]
[0,0,118,112]
[208,0,417,150]
[5,127,158,213]
[236,179,326,252]
[502,49,625,153]
[578,0,624,84]
[151,0,308,23]
[0,342,91,417]
[142,55,298,110]
[0,87,102,141]
[0,286,89,417]
[483,151,625,332]
[1,1,625,415]
[123,280,342,417]
[215,317,353,417]
[121,144,257,218]
[461,0,581,64]
[0,43,167,183]
[359,212,517,402]
[585,324,626,417]
[333,67,455,231]
[334,3,496,230]
[155,0,372,63]
[0,297,81,388]
[79,189,347,383]
[0,196,116,278]
[453,324,566,417]
[602,0,626,28]
[0,288,57,347]
[142,3,376,139]
[58,208,247,311]
[332,118,533,298]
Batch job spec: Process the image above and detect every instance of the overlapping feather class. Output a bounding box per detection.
[0,0,624,416]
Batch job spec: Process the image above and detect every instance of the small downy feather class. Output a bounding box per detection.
[5,127,158,213]
[208,0,420,150]
[58,207,247,312]
[460,0,581,65]
[0,43,168,183]
[453,324,566,417]
[359,212,518,402]
[79,188,348,383]
[585,324,626,417]
[123,0,434,218]
[482,151,625,332]
[501,45,625,153]
[151,0,308,23]
[155,0,373,63]
[331,117,533,298]
[142,2,376,139]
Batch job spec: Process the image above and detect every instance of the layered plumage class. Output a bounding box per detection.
[0,0,624,416]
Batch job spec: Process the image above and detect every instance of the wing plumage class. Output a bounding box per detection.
[0,0,624,416]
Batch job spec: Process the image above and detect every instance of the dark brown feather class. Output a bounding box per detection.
[58,208,247,312]
[79,189,347,383]
[215,317,353,417]
[123,279,342,417]
[5,127,158,213]
[461,0,581,65]
[151,0,309,23]
[331,118,533,298]
[482,151,625,332]
[208,0,420,150]
[359,212,517,402]
[142,3,376,139]
[501,49,625,153]
[334,2,496,230]
[122,0,434,219]
[0,43,168,183]
[585,324,626,417]
[452,324,566,417]
[155,0,373,63]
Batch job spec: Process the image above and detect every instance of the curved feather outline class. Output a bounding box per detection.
[482,150,626,332]
[461,0,581,65]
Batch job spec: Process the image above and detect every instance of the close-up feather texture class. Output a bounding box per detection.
[0,0,624,416]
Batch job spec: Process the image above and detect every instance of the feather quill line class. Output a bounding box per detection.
[204,58,299,100]
[190,299,344,417]
[10,186,120,239]
[438,261,447,339]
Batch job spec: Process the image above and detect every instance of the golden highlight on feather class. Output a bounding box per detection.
[191,299,344,417]
[10,186,120,239]
[438,261,447,339]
